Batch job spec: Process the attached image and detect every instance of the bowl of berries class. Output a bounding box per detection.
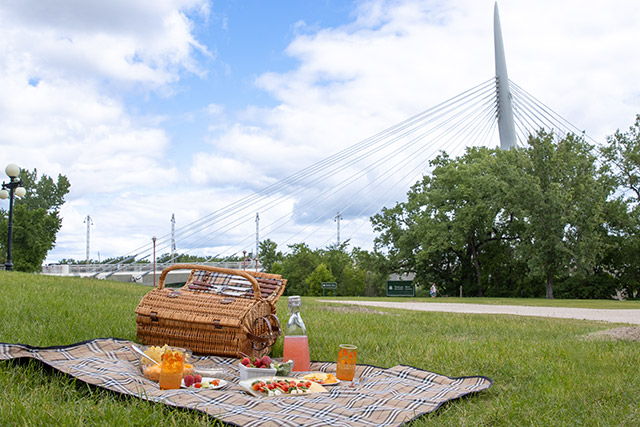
[238,355,277,381]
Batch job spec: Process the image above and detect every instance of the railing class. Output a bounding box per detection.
[42,261,263,275]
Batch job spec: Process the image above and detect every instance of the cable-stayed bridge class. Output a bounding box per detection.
[45,4,596,283]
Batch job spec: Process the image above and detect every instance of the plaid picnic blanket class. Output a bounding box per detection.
[0,338,492,426]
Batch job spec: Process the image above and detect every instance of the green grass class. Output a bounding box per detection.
[1,271,639,426]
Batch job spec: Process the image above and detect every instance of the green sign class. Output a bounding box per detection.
[386,280,414,297]
[321,282,337,296]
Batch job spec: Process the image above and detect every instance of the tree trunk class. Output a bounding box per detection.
[469,236,483,297]
[545,271,554,299]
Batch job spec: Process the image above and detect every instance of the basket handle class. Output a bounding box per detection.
[248,314,281,351]
[156,263,263,301]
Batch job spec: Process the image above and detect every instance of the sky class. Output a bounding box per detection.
[1,0,639,265]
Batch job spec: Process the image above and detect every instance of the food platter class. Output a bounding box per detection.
[239,376,327,398]
[300,372,340,386]
[181,377,227,390]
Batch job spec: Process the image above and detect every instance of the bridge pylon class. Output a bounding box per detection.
[494,2,517,150]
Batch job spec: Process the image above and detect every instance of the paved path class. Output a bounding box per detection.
[320,300,640,325]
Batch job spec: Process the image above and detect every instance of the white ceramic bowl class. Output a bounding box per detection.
[238,362,277,381]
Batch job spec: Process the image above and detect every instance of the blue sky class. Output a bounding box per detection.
[122,1,359,179]
[1,0,639,264]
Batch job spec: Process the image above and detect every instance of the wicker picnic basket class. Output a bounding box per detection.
[135,264,286,358]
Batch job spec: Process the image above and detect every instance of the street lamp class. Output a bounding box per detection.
[0,164,27,271]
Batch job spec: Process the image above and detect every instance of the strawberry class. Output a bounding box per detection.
[260,355,272,367]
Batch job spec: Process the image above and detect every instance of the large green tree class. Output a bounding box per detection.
[519,131,611,298]
[372,147,525,296]
[600,115,640,297]
[0,169,70,272]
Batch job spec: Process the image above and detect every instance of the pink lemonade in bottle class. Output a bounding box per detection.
[283,296,310,372]
[283,335,310,372]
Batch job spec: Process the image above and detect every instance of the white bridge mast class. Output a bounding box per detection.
[494,2,517,150]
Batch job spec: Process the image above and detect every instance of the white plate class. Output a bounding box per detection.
[181,377,227,390]
[300,372,341,386]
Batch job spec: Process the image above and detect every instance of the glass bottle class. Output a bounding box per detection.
[282,296,310,372]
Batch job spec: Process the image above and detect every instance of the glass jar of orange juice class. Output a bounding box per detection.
[159,348,184,390]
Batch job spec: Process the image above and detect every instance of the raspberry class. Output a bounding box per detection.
[183,374,194,387]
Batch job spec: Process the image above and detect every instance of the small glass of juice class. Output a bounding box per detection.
[159,348,184,390]
[336,344,357,381]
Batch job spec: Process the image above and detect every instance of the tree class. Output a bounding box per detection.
[601,114,640,203]
[318,242,352,294]
[280,243,321,296]
[600,115,640,297]
[304,263,335,296]
[339,263,367,296]
[518,131,611,298]
[0,169,70,272]
[259,239,283,273]
[372,147,524,296]
[351,247,389,296]
[371,131,612,299]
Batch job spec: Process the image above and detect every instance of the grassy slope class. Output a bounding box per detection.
[1,271,639,426]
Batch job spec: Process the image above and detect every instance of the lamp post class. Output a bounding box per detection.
[0,164,27,271]
[152,236,157,287]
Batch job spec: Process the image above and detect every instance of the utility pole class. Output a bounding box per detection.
[255,212,259,271]
[334,212,342,246]
[170,213,176,261]
[84,215,93,266]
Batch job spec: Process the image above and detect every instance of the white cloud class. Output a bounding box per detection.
[0,0,211,86]
[0,0,212,261]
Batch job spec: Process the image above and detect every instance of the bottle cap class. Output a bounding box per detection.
[288,295,301,306]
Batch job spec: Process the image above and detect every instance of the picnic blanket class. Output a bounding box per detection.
[0,338,492,426]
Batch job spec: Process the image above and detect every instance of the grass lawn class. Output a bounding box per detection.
[1,271,639,426]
